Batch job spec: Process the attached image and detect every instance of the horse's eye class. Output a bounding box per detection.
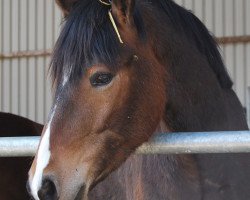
[90,72,114,87]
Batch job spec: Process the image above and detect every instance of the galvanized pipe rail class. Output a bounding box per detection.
[0,131,250,157]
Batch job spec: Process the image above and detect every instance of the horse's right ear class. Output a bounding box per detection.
[55,0,79,16]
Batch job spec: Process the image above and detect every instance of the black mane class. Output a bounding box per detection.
[50,0,233,90]
[154,0,232,88]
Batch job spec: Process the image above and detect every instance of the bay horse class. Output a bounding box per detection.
[0,112,43,200]
[28,0,249,199]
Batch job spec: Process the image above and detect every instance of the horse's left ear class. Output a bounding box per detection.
[111,0,135,26]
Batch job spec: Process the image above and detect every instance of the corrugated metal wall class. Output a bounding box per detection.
[0,0,250,125]
[0,0,61,123]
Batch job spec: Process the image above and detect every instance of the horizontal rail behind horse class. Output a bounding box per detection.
[0,131,250,157]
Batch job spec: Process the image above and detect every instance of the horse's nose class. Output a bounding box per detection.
[38,177,58,200]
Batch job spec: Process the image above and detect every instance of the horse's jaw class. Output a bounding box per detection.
[74,185,88,200]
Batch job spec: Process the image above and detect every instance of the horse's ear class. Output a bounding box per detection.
[55,0,79,16]
[111,0,135,26]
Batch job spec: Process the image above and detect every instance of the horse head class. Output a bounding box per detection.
[28,0,166,199]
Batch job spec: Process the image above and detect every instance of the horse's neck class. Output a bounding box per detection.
[122,155,202,200]
[164,47,248,132]
[89,121,202,200]
[90,154,202,200]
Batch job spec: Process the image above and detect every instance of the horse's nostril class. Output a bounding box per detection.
[38,178,58,200]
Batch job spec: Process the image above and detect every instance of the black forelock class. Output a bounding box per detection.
[50,0,121,89]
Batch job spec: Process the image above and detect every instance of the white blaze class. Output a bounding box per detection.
[62,65,72,87]
[62,73,69,87]
[30,106,57,200]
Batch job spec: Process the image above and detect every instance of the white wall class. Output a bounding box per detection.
[0,0,250,126]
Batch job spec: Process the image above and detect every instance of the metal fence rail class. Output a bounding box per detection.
[0,131,250,157]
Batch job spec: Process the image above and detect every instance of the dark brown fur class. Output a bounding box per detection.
[0,112,43,200]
